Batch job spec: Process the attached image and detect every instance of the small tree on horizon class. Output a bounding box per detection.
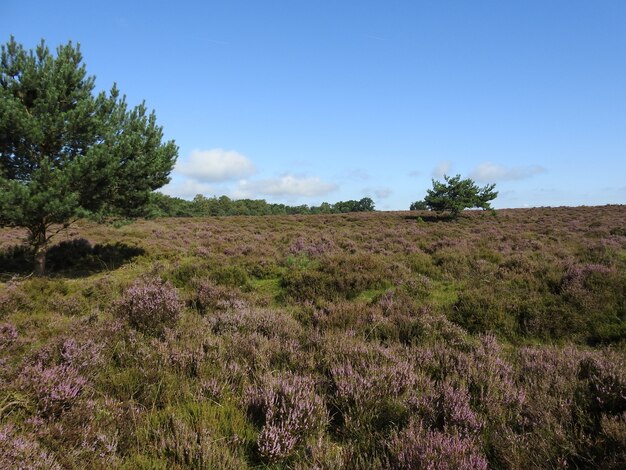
[423,174,497,217]
[0,37,178,275]
[409,200,428,211]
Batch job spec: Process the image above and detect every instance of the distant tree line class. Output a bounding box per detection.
[146,193,376,217]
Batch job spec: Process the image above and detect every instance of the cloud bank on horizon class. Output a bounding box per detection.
[163,149,338,202]
[163,149,552,208]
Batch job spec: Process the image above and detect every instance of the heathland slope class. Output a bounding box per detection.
[1,206,625,468]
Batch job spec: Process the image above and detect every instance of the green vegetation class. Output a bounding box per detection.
[0,37,177,275]
[409,199,428,211]
[423,174,498,217]
[148,193,377,217]
[1,206,625,468]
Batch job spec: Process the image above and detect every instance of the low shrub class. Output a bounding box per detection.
[210,265,251,289]
[191,279,246,313]
[451,286,517,336]
[0,322,18,348]
[115,278,182,336]
[246,373,327,462]
[19,363,87,418]
[389,420,488,470]
[0,424,62,469]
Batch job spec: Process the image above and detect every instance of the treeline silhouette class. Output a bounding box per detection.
[147,193,376,217]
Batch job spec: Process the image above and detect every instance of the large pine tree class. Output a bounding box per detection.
[0,37,178,275]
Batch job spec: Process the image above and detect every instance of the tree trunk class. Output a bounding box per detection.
[34,244,47,276]
[30,224,48,276]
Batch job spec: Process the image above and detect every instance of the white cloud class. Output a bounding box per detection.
[470,162,545,183]
[158,179,216,199]
[432,161,452,178]
[176,149,256,182]
[238,175,338,198]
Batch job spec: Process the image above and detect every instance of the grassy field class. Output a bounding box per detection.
[1,206,625,468]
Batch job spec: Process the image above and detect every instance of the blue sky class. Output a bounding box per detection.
[2,0,625,209]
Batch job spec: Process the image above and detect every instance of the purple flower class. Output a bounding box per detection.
[0,322,18,348]
[115,277,182,336]
[19,363,87,418]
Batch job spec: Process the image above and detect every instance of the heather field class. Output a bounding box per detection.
[1,206,625,469]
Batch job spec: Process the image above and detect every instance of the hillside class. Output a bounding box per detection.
[1,206,625,468]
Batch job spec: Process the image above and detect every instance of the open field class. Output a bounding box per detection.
[1,206,625,468]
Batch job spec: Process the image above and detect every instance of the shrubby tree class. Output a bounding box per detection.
[424,174,497,217]
[356,197,375,212]
[0,37,178,274]
[333,197,375,213]
[409,200,428,211]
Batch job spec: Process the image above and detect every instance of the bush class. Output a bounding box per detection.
[0,322,18,348]
[191,279,246,314]
[246,373,327,462]
[390,420,488,470]
[19,363,87,418]
[0,424,62,469]
[210,265,251,289]
[451,287,516,336]
[115,278,182,336]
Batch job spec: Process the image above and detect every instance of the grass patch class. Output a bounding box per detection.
[250,277,282,304]
[134,400,255,468]
[429,280,459,307]
[355,287,389,303]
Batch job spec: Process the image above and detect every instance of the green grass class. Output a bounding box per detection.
[249,277,282,305]
[429,280,459,308]
[355,287,389,303]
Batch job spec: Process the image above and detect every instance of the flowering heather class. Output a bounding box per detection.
[578,355,626,415]
[0,205,625,467]
[115,277,182,336]
[0,322,17,348]
[0,424,62,470]
[390,420,488,470]
[206,306,303,340]
[435,381,483,436]
[60,337,105,372]
[0,281,29,314]
[330,358,415,406]
[192,278,247,313]
[19,363,87,418]
[247,373,327,462]
[288,235,336,258]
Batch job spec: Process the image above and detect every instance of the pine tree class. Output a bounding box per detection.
[0,37,178,275]
[424,174,497,217]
